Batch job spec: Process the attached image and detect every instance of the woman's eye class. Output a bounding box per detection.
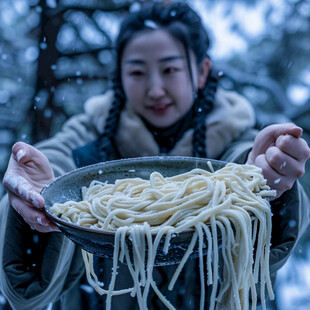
[130,70,144,76]
[164,67,178,74]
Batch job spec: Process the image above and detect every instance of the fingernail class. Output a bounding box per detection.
[16,149,25,162]
[32,199,40,209]
[37,217,48,226]
[51,227,60,232]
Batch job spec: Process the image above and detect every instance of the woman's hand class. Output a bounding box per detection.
[3,142,59,232]
[247,123,310,200]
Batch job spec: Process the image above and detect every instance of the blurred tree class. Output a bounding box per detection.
[0,1,310,309]
[1,0,309,193]
[210,0,310,196]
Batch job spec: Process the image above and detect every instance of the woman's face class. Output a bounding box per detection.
[121,29,204,128]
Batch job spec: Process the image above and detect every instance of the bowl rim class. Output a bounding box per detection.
[42,156,228,236]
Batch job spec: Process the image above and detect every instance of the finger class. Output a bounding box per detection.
[24,218,59,233]
[254,154,294,197]
[25,221,59,233]
[9,194,59,232]
[12,142,51,171]
[266,123,303,139]
[265,146,304,178]
[12,142,34,164]
[3,171,45,208]
[10,193,49,225]
[254,154,280,187]
[250,123,303,160]
[276,135,310,161]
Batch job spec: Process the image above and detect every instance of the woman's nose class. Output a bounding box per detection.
[147,74,165,99]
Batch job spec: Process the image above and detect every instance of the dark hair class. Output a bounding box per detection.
[99,2,218,161]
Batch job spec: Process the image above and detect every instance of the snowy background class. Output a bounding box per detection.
[0,0,309,309]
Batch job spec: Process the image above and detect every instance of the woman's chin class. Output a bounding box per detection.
[144,114,178,129]
[148,120,175,129]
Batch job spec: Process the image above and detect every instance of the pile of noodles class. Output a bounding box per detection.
[51,162,276,310]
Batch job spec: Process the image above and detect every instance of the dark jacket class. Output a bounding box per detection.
[0,89,309,310]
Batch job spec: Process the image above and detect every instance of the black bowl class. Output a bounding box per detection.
[42,156,226,266]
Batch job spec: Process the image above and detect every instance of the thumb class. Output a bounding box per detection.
[12,142,49,166]
[248,123,303,164]
[10,141,55,189]
[12,142,35,164]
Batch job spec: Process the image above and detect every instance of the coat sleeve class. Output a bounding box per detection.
[268,182,310,275]
[0,113,99,309]
[0,195,85,310]
[220,129,310,279]
[35,113,99,177]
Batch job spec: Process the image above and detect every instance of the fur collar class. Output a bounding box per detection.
[84,88,255,159]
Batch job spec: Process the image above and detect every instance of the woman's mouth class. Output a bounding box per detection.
[148,103,173,115]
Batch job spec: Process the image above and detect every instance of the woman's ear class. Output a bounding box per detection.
[198,58,211,89]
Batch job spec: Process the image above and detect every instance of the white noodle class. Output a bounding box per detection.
[51,163,276,309]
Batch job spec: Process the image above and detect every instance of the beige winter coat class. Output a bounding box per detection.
[1,89,308,310]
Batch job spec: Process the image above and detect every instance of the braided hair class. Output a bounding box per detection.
[99,2,218,161]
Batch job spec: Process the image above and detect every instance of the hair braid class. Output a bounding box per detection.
[193,69,219,158]
[98,79,125,162]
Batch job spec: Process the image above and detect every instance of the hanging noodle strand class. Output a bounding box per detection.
[51,162,276,310]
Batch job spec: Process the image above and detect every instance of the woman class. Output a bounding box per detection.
[1,2,309,309]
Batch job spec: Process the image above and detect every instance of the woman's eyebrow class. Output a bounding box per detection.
[124,55,184,65]
[124,59,145,65]
[159,55,184,63]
